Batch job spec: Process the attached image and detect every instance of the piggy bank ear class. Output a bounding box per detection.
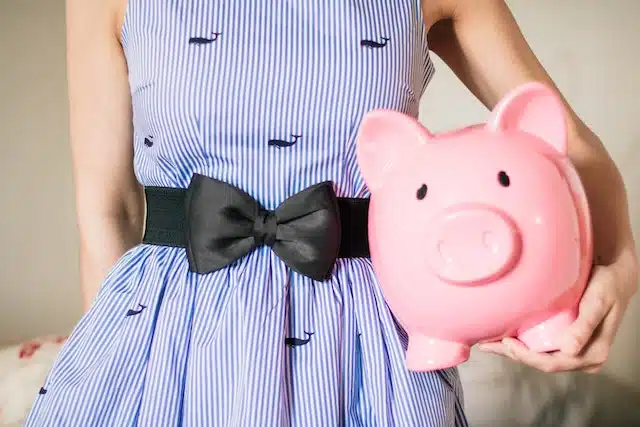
[356,110,432,191]
[487,82,567,154]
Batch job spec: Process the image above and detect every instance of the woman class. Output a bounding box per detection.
[26,0,638,425]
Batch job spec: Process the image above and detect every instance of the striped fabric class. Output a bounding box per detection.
[26,0,468,426]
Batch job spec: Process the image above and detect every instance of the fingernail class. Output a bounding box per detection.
[502,338,517,356]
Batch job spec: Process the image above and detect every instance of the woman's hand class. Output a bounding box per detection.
[478,258,638,373]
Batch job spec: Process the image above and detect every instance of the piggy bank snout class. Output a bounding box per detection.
[426,207,521,285]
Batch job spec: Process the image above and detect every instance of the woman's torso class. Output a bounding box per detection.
[120,0,434,209]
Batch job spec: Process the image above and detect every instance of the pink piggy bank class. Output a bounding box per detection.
[356,82,593,371]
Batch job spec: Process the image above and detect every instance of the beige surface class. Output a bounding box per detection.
[0,0,639,422]
[1,0,82,340]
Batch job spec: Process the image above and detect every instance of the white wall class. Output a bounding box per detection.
[0,0,83,341]
[0,0,638,417]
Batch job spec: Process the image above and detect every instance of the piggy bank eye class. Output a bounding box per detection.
[416,184,428,200]
[498,171,510,187]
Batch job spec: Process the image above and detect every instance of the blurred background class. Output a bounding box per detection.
[0,0,638,425]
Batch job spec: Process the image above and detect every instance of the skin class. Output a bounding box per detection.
[66,0,143,311]
[66,0,637,374]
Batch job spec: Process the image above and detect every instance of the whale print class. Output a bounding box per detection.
[360,37,390,48]
[268,134,302,148]
[285,332,314,347]
[125,304,147,317]
[189,32,222,45]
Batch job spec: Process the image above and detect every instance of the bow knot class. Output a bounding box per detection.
[254,209,277,247]
[183,174,342,281]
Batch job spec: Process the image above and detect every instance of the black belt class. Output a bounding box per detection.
[142,174,370,281]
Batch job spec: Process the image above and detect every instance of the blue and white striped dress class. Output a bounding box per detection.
[26,1,468,426]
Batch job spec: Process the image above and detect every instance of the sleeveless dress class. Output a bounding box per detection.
[26,1,468,426]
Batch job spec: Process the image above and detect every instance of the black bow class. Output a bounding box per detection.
[184,174,342,281]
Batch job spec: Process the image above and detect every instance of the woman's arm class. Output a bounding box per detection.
[66,0,144,311]
[423,0,637,372]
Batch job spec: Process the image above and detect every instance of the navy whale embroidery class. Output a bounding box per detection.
[126,304,147,317]
[285,332,314,347]
[268,134,302,148]
[360,37,390,48]
[189,32,222,45]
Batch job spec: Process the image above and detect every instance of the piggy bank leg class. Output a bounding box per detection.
[406,335,470,371]
[517,307,578,352]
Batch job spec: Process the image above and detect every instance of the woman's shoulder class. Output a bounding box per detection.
[421,0,488,27]
[65,0,126,42]
[420,0,456,29]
